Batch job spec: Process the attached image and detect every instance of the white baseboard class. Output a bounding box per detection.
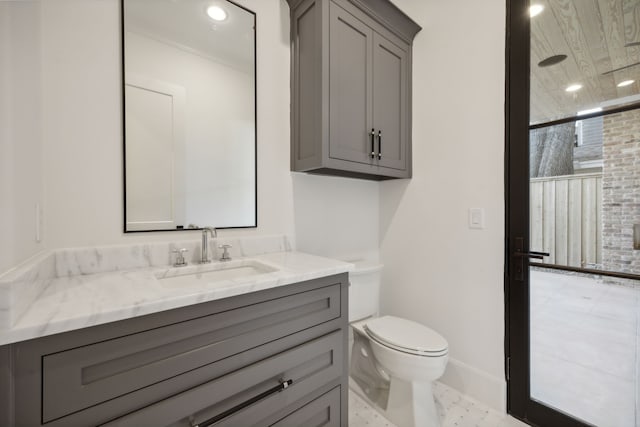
[439,357,507,413]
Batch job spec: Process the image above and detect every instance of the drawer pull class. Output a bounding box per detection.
[193,380,294,427]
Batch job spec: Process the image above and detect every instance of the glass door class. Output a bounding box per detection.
[507,0,640,426]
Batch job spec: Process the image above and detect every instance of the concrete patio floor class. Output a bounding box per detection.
[530,269,640,427]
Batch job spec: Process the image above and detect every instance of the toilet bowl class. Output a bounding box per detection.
[352,316,448,427]
[348,261,449,427]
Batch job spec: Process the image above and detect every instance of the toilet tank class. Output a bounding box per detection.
[348,261,383,322]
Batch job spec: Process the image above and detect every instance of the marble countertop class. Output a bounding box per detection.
[0,252,352,346]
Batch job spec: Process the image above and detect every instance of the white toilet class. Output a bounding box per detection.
[349,261,448,427]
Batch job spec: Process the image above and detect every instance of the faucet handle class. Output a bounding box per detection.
[218,244,232,261]
[172,248,189,267]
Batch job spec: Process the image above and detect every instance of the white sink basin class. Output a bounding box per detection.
[156,261,278,288]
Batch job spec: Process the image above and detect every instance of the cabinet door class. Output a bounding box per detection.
[372,32,409,171]
[328,2,373,165]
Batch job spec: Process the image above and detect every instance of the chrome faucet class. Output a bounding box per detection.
[201,227,217,264]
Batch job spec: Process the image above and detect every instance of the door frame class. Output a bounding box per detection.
[505,0,595,425]
[504,0,530,419]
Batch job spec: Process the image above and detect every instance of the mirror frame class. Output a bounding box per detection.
[120,0,258,233]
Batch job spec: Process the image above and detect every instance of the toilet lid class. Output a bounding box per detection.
[364,316,448,356]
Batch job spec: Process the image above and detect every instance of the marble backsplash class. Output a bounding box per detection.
[0,234,293,329]
[56,234,293,276]
[0,252,56,329]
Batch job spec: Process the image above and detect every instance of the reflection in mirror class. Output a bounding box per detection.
[123,0,256,232]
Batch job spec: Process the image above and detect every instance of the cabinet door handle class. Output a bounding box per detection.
[378,130,382,159]
[192,379,294,427]
[370,129,376,158]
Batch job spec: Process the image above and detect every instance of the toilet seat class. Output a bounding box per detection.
[364,316,448,357]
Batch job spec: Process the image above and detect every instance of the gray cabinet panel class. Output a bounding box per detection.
[103,331,343,427]
[288,0,420,180]
[271,386,341,427]
[42,284,341,422]
[215,338,341,427]
[373,32,408,171]
[48,321,342,427]
[328,3,372,166]
[293,0,322,170]
[0,346,12,426]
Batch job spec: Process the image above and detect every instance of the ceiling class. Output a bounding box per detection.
[531,0,640,124]
[124,0,255,74]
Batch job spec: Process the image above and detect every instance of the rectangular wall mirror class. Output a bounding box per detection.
[122,0,256,232]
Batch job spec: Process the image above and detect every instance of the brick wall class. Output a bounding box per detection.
[602,109,640,274]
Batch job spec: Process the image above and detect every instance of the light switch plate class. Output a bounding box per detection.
[469,208,485,229]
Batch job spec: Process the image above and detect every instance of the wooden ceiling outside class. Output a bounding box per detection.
[531,0,640,124]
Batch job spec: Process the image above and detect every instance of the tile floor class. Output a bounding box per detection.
[530,269,640,427]
[349,382,529,427]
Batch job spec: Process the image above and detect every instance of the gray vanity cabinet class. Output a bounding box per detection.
[289,0,420,180]
[0,274,349,427]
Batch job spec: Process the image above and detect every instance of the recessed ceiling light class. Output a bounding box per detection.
[617,79,635,87]
[529,4,544,17]
[577,107,602,116]
[565,84,583,92]
[207,5,227,21]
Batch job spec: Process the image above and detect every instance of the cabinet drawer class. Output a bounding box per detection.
[103,330,343,427]
[270,386,341,427]
[42,284,341,423]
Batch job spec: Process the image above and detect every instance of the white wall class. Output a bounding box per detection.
[379,0,507,411]
[1,0,379,273]
[292,173,379,261]
[0,2,45,274]
[0,3,12,275]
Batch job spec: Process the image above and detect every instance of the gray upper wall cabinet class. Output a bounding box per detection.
[288,0,421,180]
